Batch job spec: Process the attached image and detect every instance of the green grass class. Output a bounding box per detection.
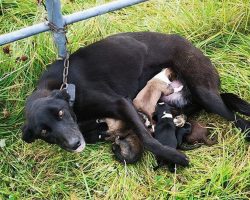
[0,0,250,199]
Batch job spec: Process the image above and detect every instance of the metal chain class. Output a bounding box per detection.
[37,0,46,10]
[60,52,70,90]
[46,21,67,34]
[37,0,69,90]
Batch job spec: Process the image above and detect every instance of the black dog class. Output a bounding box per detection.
[22,32,250,167]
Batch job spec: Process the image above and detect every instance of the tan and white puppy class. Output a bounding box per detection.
[133,68,183,123]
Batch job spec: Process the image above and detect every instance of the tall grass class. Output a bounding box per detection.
[0,0,249,199]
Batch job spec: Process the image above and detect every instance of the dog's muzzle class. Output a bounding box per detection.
[73,137,86,153]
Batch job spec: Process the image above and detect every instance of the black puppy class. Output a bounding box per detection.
[22,32,250,168]
[78,120,109,144]
[153,102,178,172]
[176,123,201,150]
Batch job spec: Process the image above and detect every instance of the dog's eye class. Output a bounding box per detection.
[58,110,64,119]
[41,129,48,137]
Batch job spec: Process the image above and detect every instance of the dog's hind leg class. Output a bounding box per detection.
[194,88,250,140]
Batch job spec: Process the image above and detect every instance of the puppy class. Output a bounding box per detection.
[176,123,201,150]
[112,131,143,164]
[182,121,216,146]
[104,118,143,164]
[133,68,176,123]
[152,102,177,172]
[78,120,109,144]
[79,118,143,164]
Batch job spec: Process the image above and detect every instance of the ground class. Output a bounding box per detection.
[0,0,249,199]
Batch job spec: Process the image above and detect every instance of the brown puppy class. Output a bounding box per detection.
[104,118,143,164]
[133,68,176,123]
[182,121,216,146]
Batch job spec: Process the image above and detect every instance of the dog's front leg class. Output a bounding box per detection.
[113,98,189,167]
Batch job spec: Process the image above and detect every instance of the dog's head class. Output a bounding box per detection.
[21,89,85,152]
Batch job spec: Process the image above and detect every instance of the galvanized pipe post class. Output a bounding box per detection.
[45,0,67,58]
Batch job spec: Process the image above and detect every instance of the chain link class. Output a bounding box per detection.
[37,0,69,90]
[60,52,70,90]
[46,21,67,34]
[37,0,46,10]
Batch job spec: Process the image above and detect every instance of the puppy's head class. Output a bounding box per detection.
[21,89,85,152]
[152,102,172,122]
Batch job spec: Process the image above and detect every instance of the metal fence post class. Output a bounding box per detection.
[45,0,67,58]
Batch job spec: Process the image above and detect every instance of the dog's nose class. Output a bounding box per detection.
[69,139,81,150]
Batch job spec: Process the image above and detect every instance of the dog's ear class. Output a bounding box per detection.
[51,89,70,101]
[21,124,36,143]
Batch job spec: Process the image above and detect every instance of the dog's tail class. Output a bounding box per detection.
[221,93,250,116]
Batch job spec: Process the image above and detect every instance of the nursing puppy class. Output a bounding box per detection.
[104,118,143,164]
[133,69,175,123]
[152,102,178,171]
[176,123,201,150]
[78,120,109,144]
[183,121,216,146]
[79,118,143,164]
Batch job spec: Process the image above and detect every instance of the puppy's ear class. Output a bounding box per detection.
[51,89,70,101]
[152,112,158,122]
[21,124,36,143]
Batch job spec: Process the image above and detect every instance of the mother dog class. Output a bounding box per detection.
[21,32,250,167]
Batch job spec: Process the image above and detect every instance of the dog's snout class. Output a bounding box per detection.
[67,137,81,150]
[74,141,81,149]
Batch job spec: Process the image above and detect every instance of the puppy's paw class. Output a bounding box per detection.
[173,114,187,127]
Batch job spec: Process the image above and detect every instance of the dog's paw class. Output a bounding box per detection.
[167,163,176,173]
[174,151,189,167]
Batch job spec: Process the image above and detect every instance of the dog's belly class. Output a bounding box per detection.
[160,80,189,108]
